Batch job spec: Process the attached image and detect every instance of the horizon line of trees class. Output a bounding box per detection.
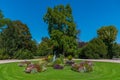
[0,4,120,59]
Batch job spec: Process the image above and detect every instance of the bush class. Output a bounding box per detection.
[44,55,53,62]
[71,61,93,72]
[0,48,9,60]
[79,38,107,59]
[24,62,47,73]
[25,63,41,73]
[52,58,64,69]
[14,49,33,59]
[65,55,74,66]
[60,54,64,64]
[53,58,62,65]
[38,60,47,71]
[68,55,72,60]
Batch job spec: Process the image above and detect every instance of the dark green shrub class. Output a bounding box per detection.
[79,38,107,59]
[0,54,9,60]
[0,48,9,60]
[14,49,33,59]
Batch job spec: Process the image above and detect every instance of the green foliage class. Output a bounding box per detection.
[0,10,10,28]
[14,49,33,59]
[37,37,52,56]
[60,54,64,64]
[97,26,118,58]
[53,58,62,65]
[0,20,35,59]
[79,38,107,59]
[47,55,53,62]
[0,48,9,59]
[97,26,118,43]
[112,43,120,58]
[67,55,72,60]
[43,4,78,56]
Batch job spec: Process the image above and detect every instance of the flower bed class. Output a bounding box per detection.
[71,61,93,72]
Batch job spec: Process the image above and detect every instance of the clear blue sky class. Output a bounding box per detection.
[0,0,120,43]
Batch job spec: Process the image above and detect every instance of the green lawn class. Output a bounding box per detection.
[0,61,120,80]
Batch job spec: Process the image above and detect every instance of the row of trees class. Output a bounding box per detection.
[37,4,120,59]
[0,4,120,59]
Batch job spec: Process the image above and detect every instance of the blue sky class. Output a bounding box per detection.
[0,0,120,43]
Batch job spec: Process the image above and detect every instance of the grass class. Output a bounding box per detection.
[0,61,120,80]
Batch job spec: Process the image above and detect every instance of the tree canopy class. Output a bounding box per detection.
[0,20,36,59]
[79,38,107,59]
[97,26,118,58]
[0,5,120,59]
[43,4,78,56]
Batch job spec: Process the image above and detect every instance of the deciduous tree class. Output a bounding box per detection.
[80,38,107,59]
[43,4,78,56]
[97,26,118,58]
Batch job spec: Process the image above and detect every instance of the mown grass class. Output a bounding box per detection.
[0,61,120,80]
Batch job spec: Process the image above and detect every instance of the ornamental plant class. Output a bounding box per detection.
[53,58,64,69]
[65,55,75,66]
[68,55,73,60]
[53,64,64,69]
[25,63,41,73]
[71,61,93,72]
[44,55,53,62]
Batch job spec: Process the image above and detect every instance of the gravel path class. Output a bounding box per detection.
[79,59,120,63]
[0,59,120,64]
[0,59,39,64]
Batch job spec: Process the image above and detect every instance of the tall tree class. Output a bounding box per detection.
[1,20,34,58]
[0,10,10,28]
[97,26,118,58]
[43,4,78,56]
[0,10,5,27]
